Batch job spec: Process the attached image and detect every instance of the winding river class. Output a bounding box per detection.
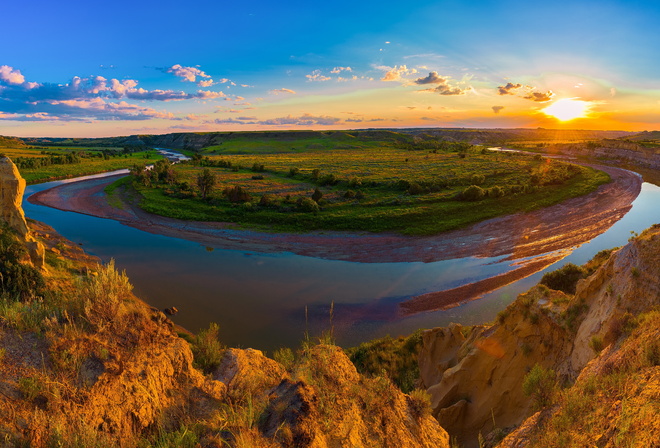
[22,163,660,352]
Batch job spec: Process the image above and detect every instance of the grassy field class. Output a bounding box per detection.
[197,130,410,155]
[123,143,610,235]
[0,146,162,184]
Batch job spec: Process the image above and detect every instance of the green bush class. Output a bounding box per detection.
[487,185,505,198]
[348,177,362,188]
[408,389,432,419]
[0,226,46,300]
[522,364,556,410]
[589,335,604,353]
[259,194,275,207]
[407,182,426,195]
[190,323,225,374]
[318,173,339,186]
[82,259,133,330]
[251,162,265,172]
[540,263,586,294]
[348,330,423,393]
[311,187,323,203]
[298,197,320,213]
[272,347,295,370]
[223,185,252,203]
[471,174,485,185]
[459,185,485,201]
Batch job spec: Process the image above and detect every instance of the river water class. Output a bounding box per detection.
[22,171,660,352]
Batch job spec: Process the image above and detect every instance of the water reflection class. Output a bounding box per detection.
[23,173,660,352]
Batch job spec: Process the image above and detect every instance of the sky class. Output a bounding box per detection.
[1,0,659,137]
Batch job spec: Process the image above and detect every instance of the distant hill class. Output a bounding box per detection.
[623,130,660,141]
[3,127,652,151]
[0,135,27,148]
[398,128,637,144]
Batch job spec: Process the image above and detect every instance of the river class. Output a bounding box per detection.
[22,167,660,352]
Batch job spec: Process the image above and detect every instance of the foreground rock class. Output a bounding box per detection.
[0,156,45,268]
[0,173,449,446]
[420,224,660,447]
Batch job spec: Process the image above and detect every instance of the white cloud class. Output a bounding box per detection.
[269,88,297,95]
[378,65,418,82]
[306,70,331,82]
[330,66,352,74]
[0,65,26,85]
[166,64,211,83]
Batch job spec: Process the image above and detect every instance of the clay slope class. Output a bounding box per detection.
[420,224,660,448]
[0,230,449,447]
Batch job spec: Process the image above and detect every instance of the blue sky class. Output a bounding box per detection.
[2,0,659,136]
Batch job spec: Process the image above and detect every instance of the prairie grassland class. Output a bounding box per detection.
[199,132,399,155]
[0,146,162,183]
[128,145,610,235]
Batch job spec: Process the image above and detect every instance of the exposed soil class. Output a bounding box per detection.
[27,164,642,313]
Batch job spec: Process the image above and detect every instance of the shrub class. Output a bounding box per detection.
[487,185,505,198]
[251,162,265,172]
[311,187,323,203]
[318,173,338,186]
[196,168,216,200]
[0,225,45,300]
[310,168,320,180]
[471,174,485,185]
[190,322,225,374]
[251,175,264,180]
[259,194,275,207]
[348,177,362,188]
[348,330,423,393]
[459,185,485,201]
[272,347,295,371]
[407,182,425,195]
[540,263,586,294]
[298,197,320,213]
[522,364,556,410]
[287,167,299,177]
[344,190,356,199]
[408,389,432,419]
[18,376,42,401]
[83,259,133,329]
[589,335,604,353]
[562,300,589,332]
[223,185,252,203]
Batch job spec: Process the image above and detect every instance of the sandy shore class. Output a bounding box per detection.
[28,164,642,314]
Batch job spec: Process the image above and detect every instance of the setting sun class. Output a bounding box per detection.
[542,98,592,121]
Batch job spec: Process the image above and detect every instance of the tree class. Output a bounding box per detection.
[196,168,216,200]
[312,187,323,203]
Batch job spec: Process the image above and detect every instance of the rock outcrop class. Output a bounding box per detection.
[420,224,660,447]
[0,156,45,268]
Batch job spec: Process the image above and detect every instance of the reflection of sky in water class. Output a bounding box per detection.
[24,177,660,352]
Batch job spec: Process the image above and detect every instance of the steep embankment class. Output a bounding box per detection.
[1,156,449,447]
[549,139,660,171]
[419,225,660,447]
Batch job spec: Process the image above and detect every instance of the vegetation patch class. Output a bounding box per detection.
[346,330,423,393]
[124,136,610,235]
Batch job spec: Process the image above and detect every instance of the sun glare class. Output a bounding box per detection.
[542,98,591,121]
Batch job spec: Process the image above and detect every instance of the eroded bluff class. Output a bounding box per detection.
[419,224,660,447]
[0,154,449,447]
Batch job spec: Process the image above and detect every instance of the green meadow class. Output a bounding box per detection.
[125,138,610,235]
[0,146,162,184]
